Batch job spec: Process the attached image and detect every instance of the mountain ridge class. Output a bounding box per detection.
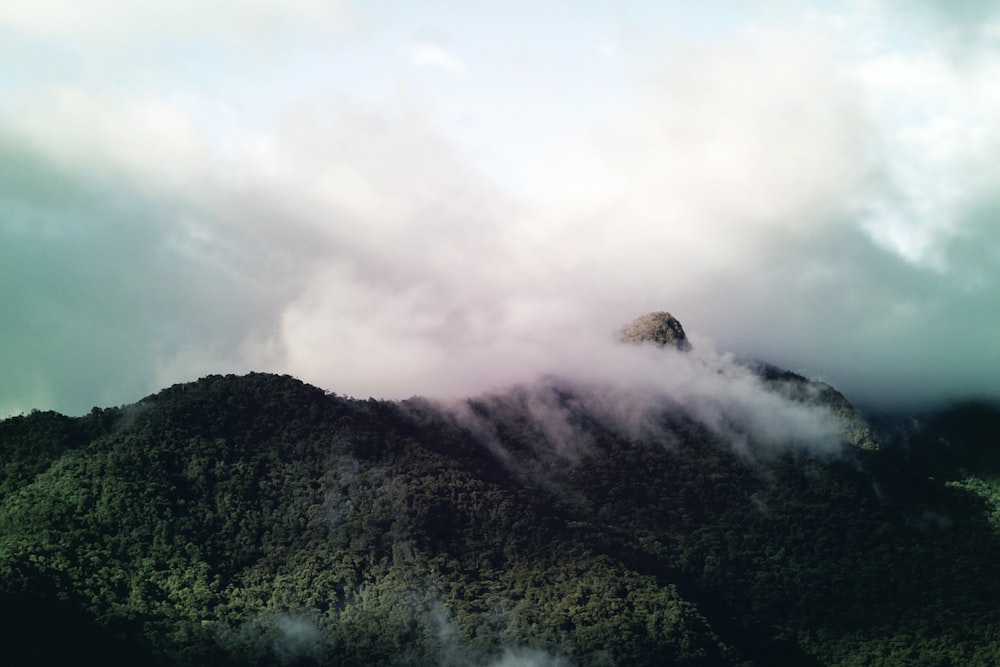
[2,324,1000,664]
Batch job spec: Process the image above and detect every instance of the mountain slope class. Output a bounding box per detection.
[2,371,1000,665]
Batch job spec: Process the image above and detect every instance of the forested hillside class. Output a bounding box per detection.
[2,372,1000,665]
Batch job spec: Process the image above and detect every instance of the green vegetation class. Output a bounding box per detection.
[1,372,999,665]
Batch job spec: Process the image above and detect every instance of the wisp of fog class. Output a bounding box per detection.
[433,332,853,465]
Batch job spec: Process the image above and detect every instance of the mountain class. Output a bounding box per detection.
[2,317,1000,666]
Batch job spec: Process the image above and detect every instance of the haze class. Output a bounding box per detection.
[3,1,1000,417]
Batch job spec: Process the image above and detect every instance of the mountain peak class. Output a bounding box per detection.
[619,311,692,351]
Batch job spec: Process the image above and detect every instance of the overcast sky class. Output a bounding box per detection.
[3,0,1000,417]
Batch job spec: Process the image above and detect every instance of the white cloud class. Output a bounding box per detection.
[4,0,1000,418]
[437,334,853,469]
[524,33,873,280]
[409,41,471,76]
[5,88,212,194]
[0,0,353,47]
[853,48,1000,274]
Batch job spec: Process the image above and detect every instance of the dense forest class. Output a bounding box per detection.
[2,368,1000,665]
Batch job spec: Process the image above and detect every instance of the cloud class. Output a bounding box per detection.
[434,338,853,470]
[5,89,212,194]
[271,614,323,664]
[853,50,1000,272]
[427,601,574,667]
[877,0,1000,54]
[3,1,1000,418]
[0,0,354,51]
[0,94,315,414]
[524,33,872,270]
[409,41,471,76]
[483,647,573,667]
[217,611,333,665]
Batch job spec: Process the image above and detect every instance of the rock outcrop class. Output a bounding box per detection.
[619,311,692,351]
[619,311,877,450]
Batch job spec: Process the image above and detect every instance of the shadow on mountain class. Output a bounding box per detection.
[1,559,166,666]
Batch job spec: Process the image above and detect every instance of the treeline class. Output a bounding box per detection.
[1,372,999,665]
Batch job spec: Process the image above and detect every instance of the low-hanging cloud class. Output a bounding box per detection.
[433,337,853,468]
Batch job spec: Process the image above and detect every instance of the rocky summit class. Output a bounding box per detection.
[619,311,692,351]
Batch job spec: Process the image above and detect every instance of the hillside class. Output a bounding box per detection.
[2,367,1000,665]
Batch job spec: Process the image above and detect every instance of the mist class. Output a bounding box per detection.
[430,336,856,471]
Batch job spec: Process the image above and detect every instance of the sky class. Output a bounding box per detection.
[2,0,1000,417]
